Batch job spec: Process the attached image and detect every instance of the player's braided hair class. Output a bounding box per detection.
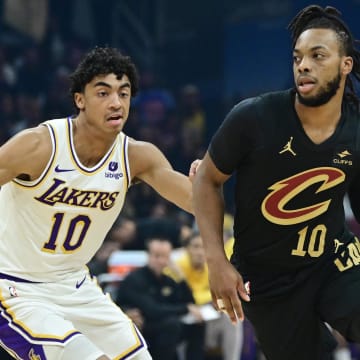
[69,46,139,108]
[288,5,360,105]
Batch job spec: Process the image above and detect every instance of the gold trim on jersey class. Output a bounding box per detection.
[113,323,144,360]
[89,275,145,359]
[0,288,79,342]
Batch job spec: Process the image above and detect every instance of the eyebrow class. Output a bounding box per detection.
[94,81,131,90]
[293,45,328,53]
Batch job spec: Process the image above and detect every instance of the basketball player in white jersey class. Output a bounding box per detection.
[0,47,194,359]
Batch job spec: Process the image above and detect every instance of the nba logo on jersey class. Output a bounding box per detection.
[109,162,118,172]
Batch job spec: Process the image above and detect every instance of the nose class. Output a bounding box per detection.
[109,93,121,109]
[297,56,311,73]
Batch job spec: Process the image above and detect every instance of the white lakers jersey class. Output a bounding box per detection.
[0,117,130,281]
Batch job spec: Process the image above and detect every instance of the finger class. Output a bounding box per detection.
[189,164,197,176]
[238,281,251,302]
[189,159,200,175]
[222,297,239,324]
[231,296,245,323]
[211,291,221,311]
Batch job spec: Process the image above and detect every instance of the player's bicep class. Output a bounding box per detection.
[196,152,231,187]
[138,148,187,197]
[130,141,173,184]
[129,141,193,211]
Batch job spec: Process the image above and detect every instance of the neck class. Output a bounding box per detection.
[294,93,343,144]
[295,96,342,126]
[72,116,117,167]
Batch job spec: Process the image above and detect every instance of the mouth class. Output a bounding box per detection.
[297,76,316,94]
[106,114,124,127]
[107,114,123,121]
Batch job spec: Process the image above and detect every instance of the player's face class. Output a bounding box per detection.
[75,73,131,133]
[293,28,346,107]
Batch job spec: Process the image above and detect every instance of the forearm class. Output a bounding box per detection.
[164,170,193,214]
[193,175,228,264]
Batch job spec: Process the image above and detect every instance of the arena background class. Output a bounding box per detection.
[1,1,360,359]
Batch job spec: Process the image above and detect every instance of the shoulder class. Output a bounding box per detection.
[122,266,146,283]
[0,123,54,182]
[225,89,292,123]
[257,88,294,104]
[127,137,170,180]
[127,137,159,154]
[11,124,52,154]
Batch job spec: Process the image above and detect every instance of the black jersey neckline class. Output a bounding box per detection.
[289,88,346,151]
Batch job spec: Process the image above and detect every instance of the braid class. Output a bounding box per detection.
[288,5,360,105]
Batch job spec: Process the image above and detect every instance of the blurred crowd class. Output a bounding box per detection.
[2,38,360,360]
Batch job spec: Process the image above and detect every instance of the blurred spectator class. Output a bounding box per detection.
[171,231,243,360]
[131,216,182,250]
[108,216,138,248]
[0,93,17,141]
[0,46,16,91]
[116,237,205,360]
[15,45,48,96]
[175,84,207,174]
[87,216,138,276]
[130,69,179,162]
[43,67,73,118]
[178,84,206,146]
[87,239,119,276]
[11,94,43,131]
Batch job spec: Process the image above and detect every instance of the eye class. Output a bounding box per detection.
[120,92,130,99]
[293,55,301,63]
[313,53,325,59]
[98,90,108,97]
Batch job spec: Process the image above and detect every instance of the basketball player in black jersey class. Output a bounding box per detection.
[193,5,360,360]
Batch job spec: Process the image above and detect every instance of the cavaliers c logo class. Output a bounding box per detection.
[261,167,345,225]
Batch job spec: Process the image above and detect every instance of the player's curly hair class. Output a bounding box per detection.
[288,5,360,104]
[69,46,139,107]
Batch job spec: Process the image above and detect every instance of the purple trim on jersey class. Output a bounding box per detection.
[0,313,46,359]
[67,117,116,173]
[47,122,57,156]
[121,325,146,360]
[0,303,80,345]
[0,273,41,283]
[123,135,130,189]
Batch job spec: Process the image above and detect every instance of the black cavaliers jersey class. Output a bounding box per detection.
[209,89,360,296]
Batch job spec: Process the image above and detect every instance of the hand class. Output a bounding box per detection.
[208,259,250,324]
[189,159,202,182]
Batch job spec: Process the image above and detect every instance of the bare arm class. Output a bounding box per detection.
[193,152,250,323]
[0,126,52,186]
[128,139,193,214]
[193,153,229,261]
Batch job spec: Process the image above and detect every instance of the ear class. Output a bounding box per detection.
[74,92,85,110]
[342,56,353,75]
